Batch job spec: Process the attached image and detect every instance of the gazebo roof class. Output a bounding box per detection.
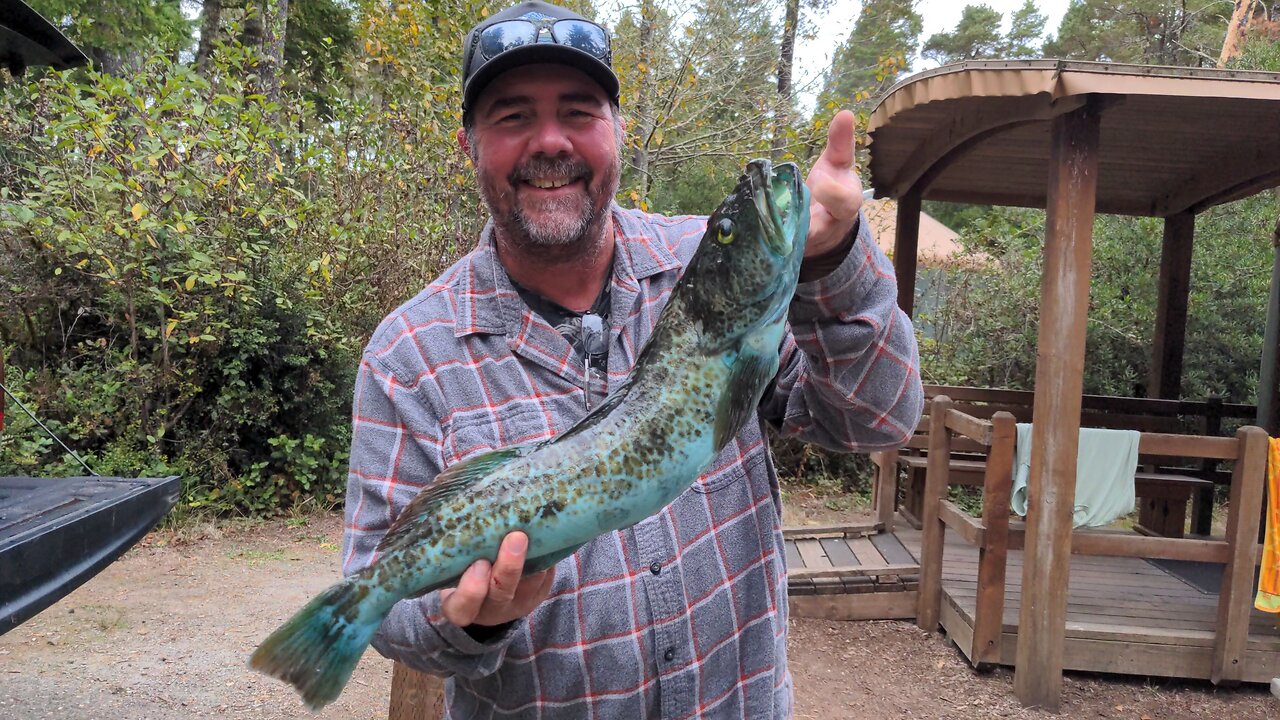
[867,60,1280,217]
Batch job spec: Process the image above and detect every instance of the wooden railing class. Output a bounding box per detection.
[870,384,1257,535]
[913,395,1268,683]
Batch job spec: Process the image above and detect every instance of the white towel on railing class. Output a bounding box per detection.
[1011,423,1140,528]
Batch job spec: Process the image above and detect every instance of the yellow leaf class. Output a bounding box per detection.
[184,276,196,290]
[165,318,178,338]
[131,203,146,221]
[175,221,187,233]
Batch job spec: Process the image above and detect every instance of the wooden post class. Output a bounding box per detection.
[972,412,1015,667]
[893,189,922,318]
[871,449,900,532]
[1012,103,1101,711]
[916,395,952,632]
[1149,212,1194,400]
[1211,426,1268,685]
[1258,220,1280,436]
[1192,396,1224,536]
[389,662,445,720]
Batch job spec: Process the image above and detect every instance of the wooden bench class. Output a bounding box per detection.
[873,385,1255,538]
[913,399,1270,685]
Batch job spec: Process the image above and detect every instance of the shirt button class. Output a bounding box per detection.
[649,561,662,575]
[664,647,675,662]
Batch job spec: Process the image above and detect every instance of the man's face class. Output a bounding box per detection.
[461,64,621,259]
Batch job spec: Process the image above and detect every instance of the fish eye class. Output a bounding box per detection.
[715,217,735,244]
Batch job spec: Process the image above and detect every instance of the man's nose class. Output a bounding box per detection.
[529,118,573,157]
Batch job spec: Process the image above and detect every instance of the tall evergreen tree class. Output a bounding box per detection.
[921,4,1002,64]
[1003,0,1047,58]
[818,0,922,109]
[1043,0,1232,66]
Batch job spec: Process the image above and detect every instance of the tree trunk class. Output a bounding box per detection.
[771,0,799,161]
[1219,0,1259,66]
[630,0,657,205]
[196,0,224,75]
[262,0,289,106]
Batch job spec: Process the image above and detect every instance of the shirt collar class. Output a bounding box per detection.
[454,203,681,338]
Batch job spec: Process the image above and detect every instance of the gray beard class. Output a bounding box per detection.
[512,189,598,249]
[478,158,618,264]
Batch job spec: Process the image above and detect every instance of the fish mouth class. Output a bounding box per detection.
[745,160,801,257]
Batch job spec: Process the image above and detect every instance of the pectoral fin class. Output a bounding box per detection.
[713,352,778,449]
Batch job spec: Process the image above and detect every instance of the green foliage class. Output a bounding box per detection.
[922,4,1004,64]
[0,2,485,514]
[27,0,191,72]
[1043,0,1230,65]
[613,0,785,210]
[1230,29,1280,72]
[920,195,1275,404]
[284,0,357,112]
[922,1,1047,64]
[1004,0,1049,58]
[818,0,922,108]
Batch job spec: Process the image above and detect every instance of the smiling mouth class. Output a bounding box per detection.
[524,177,581,190]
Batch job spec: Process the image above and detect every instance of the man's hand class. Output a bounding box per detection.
[804,109,864,258]
[440,531,555,629]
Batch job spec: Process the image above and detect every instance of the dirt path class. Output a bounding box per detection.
[1,513,1275,719]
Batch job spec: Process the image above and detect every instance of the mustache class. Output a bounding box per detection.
[509,156,592,185]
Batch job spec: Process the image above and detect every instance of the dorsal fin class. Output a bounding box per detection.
[375,446,525,555]
[713,351,778,450]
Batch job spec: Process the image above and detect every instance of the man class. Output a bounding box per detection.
[342,1,923,717]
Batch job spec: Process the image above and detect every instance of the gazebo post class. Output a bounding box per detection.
[893,189,922,317]
[1149,211,1195,400]
[1258,217,1280,436]
[1012,103,1101,711]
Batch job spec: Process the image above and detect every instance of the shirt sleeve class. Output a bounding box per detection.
[341,352,520,679]
[760,210,924,450]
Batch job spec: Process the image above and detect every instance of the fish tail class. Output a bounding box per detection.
[249,577,387,711]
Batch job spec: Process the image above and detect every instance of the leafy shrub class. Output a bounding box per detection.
[0,28,480,514]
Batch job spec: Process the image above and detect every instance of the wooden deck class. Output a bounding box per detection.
[898,525,1280,683]
[784,524,919,621]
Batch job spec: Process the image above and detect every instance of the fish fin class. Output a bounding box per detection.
[377,446,527,555]
[249,577,386,711]
[713,351,777,449]
[523,544,584,575]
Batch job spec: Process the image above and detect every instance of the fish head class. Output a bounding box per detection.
[684,159,810,345]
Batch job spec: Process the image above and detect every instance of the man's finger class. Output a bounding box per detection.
[487,532,529,605]
[513,568,556,609]
[820,110,857,170]
[811,178,861,222]
[441,559,490,627]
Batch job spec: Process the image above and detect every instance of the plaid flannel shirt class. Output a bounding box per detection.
[342,204,922,719]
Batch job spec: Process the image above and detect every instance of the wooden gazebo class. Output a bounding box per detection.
[867,60,1280,709]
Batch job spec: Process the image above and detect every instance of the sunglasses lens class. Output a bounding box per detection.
[479,20,539,60]
[551,20,609,59]
[581,313,606,356]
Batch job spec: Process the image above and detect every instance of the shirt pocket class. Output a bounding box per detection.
[442,407,557,466]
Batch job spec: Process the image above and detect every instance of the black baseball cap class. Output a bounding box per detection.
[461,1,620,114]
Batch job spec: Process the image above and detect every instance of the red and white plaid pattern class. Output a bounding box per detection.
[342,205,922,719]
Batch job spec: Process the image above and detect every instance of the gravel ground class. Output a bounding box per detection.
[1,513,1275,719]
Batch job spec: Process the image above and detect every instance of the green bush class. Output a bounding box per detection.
[922,196,1274,405]
[0,31,479,514]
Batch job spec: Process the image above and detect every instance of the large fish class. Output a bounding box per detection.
[249,158,810,710]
